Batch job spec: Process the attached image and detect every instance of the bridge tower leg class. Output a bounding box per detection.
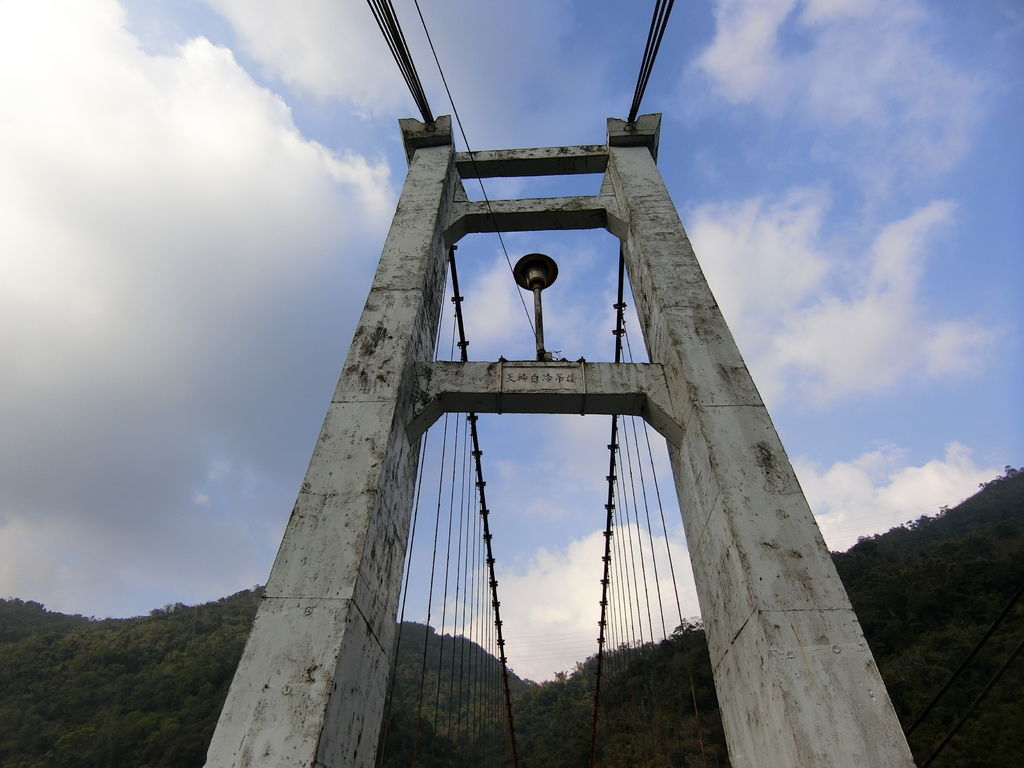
[604,115,915,767]
[205,118,457,767]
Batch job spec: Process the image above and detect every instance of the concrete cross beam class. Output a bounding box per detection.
[455,145,608,177]
[444,195,627,244]
[406,360,683,445]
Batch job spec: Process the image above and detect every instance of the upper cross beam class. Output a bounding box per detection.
[454,145,608,178]
[406,360,683,445]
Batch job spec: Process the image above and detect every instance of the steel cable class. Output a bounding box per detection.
[376,428,430,766]
[449,248,520,766]
[452,420,472,742]
[366,0,433,122]
[921,634,1024,767]
[619,254,709,768]
[432,409,463,738]
[627,415,668,638]
[628,0,676,123]
[907,581,1023,736]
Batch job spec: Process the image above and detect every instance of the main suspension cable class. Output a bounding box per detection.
[365,0,433,122]
[628,0,676,123]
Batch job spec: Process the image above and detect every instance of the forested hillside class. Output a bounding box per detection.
[834,467,1024,767]
[0,468,1020,767]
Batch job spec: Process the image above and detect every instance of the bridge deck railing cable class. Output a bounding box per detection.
[410,319,458,766]
[376,430,429,765]
[378,280,455,766]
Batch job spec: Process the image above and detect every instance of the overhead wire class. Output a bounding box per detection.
[921,634,1024,767]
[906,580,1023,736]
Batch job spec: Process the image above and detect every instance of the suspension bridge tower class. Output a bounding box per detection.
[204,115,916,767]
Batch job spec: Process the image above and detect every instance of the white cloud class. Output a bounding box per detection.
[203,0,407,113]
[0,0,392,616]
[695,0,794,106]
[496,526,698,682]
[690,193,996,404]
[456,257,527,357]
[795,442,1000,551]
[695,0,982,182]
[686,188,830,342]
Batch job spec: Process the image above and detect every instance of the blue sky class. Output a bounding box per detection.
[0,0,1020,681]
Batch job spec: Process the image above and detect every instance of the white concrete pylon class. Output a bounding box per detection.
[205,117,457,767]
[206,115,917,768]
[606,115,916,767]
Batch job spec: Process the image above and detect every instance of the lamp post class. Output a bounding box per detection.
[513,252,559,361]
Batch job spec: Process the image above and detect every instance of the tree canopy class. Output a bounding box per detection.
[1,468,1020,766]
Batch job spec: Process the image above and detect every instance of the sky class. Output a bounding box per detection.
[0,0,1021,683]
